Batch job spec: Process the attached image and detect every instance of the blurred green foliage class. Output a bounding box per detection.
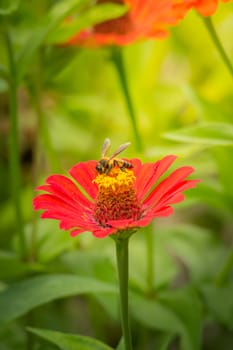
[0,0,233,349]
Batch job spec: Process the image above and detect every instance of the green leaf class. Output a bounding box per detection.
[0,0,20,15]
[213,147,233,193]
[28,327,114,350]
[0,251,40,280]
[16,1,127,81]
[16,0,90,82]
[181,85,233,123]
[47,3,127,44]
[157,333,175,350]
[34,220,75,263]
[159,288,202,350]
[116,337,124,350]
[0,251,27,279]
[43,47,80,86]
[163,122,233,146]
[0,274,116,325]
[200,282,233,329]
[131,287,202,350]
[158,224,227,283]
[191,182,233,216]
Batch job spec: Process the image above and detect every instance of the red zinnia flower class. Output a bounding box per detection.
[33,148,199,238]
[66,0,190,46]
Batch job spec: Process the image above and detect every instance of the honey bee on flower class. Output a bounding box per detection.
[96,138,133,175]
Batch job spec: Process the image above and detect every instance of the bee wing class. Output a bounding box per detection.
[109,142,131,159]
[102,138,111,157]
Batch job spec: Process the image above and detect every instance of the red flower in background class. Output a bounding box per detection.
[33,146,199,238]
[67,0,190,46]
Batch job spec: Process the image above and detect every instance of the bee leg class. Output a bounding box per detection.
[120,167,126,172]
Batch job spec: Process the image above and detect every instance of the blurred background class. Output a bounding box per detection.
[0,1,233,349]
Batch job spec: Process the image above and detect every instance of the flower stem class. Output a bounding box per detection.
[111,47,142,152]
[115,237,133,350]
[145,226,154,294]
[202,16,233,80]
[214,245,233,286]
[4,31,26,258]
[30,71,60,173]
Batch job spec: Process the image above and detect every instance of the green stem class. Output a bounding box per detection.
[111,47,142,152]
[4,31,26,258]
[202,16,233,80]
[28,57,60,260]
[30,80,60,173]
[145,226,154,294]
[214,245,233,286]
[28,51,60,174]
[115,237,133,350]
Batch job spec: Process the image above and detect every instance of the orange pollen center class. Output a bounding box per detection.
[94,0,131,35]
[93,168,141,227]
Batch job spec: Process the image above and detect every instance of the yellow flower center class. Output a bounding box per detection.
[93,167,135,192]
[93,168,141,227]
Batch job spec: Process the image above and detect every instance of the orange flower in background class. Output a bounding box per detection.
[65,0,231,47]
[63,0,229,46]
[67,0,190,46]
[183,0,230,16]
[33,139,199,238]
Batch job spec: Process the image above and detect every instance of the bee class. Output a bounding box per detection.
[96,138,133,175]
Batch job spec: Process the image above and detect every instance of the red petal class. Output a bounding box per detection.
[40,207,97,234]
[132,216,153,227]
[70,228,88,237]
[136,155,177,201]
[132,205,174,227]
[163,192,185,205]
[35,184,82,211]
[69,160,98,199]
[139,206,174,220]
[92,226,116,238]
[131,158,142,177]
[107,218,135,229]
[70,229,85,236]
[36,175,94,211]
[155,180,198,208]
[146,180,198,217]
[33,194,84,216]
[153,206,174,217]
[40,210,80,221]
[143,166,195,207]
[58,216,93,230]
[33,195,91,233]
